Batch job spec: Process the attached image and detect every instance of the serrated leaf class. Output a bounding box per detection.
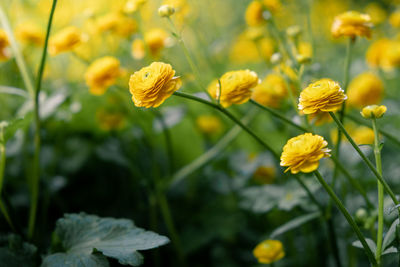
[352,238,377,254]
[42,213,170,267]
[270,211,321,238]
[383,219,399,251]
[0,234,37,267]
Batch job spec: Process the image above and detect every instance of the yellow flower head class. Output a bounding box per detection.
[129,62,182,108]
[298,79,347,114]
[124,0,147,14]
[263,0,281,13]
[85,56,122,95]
[331,11,373,39]
[208,70,259,108]
[245,1,265,27]
[347,72,384,108]
[280,133,331,174]
[0,29,10,61]
[163,0,191,25]
[361,105,387,119]
[96,13,137,37]
[15,23,44,46]
[352,126,375,145]
[144,28,170,58]
[158,5,175,17]
[366,39,392,68]
[253,239,284,264]
[251,73,288,108]
[253,166,276,184]
[196,115,222,135]
[49,26,82,55]
[131,39,145,59]
[390,11,400,28]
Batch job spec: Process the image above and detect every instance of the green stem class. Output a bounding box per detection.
[173,92,278,158]
[329,112,399,209]
[314,171,377,266]
[0,4,35,98]
[372,118,384,266]
[153,110,174,176]
[28,0,57,240]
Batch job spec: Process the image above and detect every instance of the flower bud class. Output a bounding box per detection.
[360,105,387,119]
[158,5,175,18]
[286,25,301,38]
[270,53,282,64]
[296,54,311,64]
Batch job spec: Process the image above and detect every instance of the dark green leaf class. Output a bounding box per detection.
[0,234,37,267]
[383,219,399,251]
[270,211,321,238]
[352,238,377,254]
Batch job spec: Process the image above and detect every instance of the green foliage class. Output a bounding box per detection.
[0,234,37,267]
[42,213,169,267]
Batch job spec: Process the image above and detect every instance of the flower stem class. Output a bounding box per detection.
[329,112,399,209]
[152,110,174,176]
[28,0,57,240]
[314,170,377,266]
[372,118,384,266]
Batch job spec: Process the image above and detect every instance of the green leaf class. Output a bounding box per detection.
[42,213,170,267]
[1,113,33,143]
[382,218,399,251]
[382,246,398,255]
[0,234,37,267]
[352,238,377,254]
[270,211,321,238]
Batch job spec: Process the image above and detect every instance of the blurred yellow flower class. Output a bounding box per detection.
[280,133,331,174]
[85,56,122,95]
[163,0,191,25]
[15,22,44,46]
[352,126,375,145]
[390,11,400,28]
[129,62,181,108]
[158,4,175,17]
[361,105,387,119]
[196,115,222,135]
[251,73,288,108]
[253,166,276,184]
[263,0,281,13]
[49,26,82,56]
[365,3,387,25]
[208,70,259,108]
[253,239,284,264]
[331,11,373,39]
[298,41,312,59]
[299,79,347,114]
[96,108,126,131]
[124,0,147,14]
[245,1,265,27]
[144,28,170,58]
[347,72,384,108]
[367,39,400,70]
[96,13,137,37]
[131,39,145,60]
[0,29,10,61]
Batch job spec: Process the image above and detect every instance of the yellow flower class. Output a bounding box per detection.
[366,39,392,68]
[15,22,45,46]
[0,29,10,61]
[253,239,284,264]
[361,105,387,119]
[331,11,373,39]
[298,42,313,59]
[158,5,175,17]
[129,62,182,108]
[352,126,375,145]
[208,70,259,108]
[262,0,281,13]
[96,13,137,37]
[245,1,265,27]
[196,115,222,135]
[49,26,82,55]
[390,11,400,28]
[253,166,276,184]
[347,72,384,108]
[298,79,347,114]
[85,56,122,95]
[365,3,387,25]
[131,39,145,59]
[96,108,126,131]
[280,133,331,174]
[163,0,191,25]
[251,73,288,108]
[144,28,170,58]
[124,0,147,14]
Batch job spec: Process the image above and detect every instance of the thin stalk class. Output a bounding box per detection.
[314,171,377,266]
[372,118,384,266]
[329,112,399,209]
[0,4,35,98]
[28,0,57,240]
[153,110,174,176]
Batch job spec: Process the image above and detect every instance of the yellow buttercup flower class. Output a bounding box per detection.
[15,23,44,46]
[245,1,265,27]
[129,62,182,108]
[196,115,222,135]
[208,70,259,108]
[0,29,10,61]
[366,39,392,68]
[352,126,375,145]
[124,0,147,14]
[253,166,276,184]
[390,11,400,28]
[49,26,82,55]
[96,13,137,37]
[253,239,284,264]
[298,79,347,114]
[347,72,384,108]
[331,11,373,39]
[280,133,331,174]
[144,28,170,58]
[361,105,387,119]
[251,73,288,108]
[131,39,145,60]
[85,56,122,95]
